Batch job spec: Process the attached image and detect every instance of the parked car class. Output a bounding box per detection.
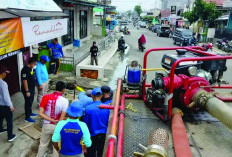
[152,24,161,33]
[173,28,195,46]
[148,24,154,31]
[156,26,170,37]
[119,21,128,32]
[139,22,147,28]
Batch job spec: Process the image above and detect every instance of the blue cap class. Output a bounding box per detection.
[66,101,84,117]
[40,55,50,62]
[92,87,102,96]
[101,86,111,93]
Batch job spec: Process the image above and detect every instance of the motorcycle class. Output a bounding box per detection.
[188,37,198,46]
[202,42,213,51]
[217,38,228,49]
[222,42,232,52]
[123,30,131,35]
[138,43,146,52]
[137,25,140,30]
[118,40,127,53]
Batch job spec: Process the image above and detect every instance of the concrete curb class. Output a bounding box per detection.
[76,41,118,79]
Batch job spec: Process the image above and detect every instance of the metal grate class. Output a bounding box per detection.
[123,99,174,157]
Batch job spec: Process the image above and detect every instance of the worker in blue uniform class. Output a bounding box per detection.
[84,87,110,157]
[52,101,92,157]
[101,86,113,105]
[78,90,93,108]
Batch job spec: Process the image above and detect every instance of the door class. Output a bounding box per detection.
[80,10,88,39]
[0,55,19,95]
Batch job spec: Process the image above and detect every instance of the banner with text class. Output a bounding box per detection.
[22,18,68,47]
[0,18,24,56]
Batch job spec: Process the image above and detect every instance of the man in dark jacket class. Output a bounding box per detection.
[90,41,98,66]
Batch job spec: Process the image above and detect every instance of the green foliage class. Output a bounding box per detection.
[127,10,132,18]
[142,16,154,21]
[134,5,142,16]
[181,0,221,25]
[181,12,198,24]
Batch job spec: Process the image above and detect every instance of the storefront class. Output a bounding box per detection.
[0,18,24,95]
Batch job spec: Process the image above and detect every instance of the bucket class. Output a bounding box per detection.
[73,39,81,48]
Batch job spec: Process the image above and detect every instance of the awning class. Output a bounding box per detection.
[216,15,229,21]
[0,10,17,19]
[106,17,112,21]
[3,9,68,18]
[66,0,115,8]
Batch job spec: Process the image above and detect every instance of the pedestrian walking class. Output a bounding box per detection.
[101,86,113,104]
[36,55,49,107]
[37,81,69,157]
[52,101,92,157]
[90,41,98,66]
[0,65,16,142]
[21,57,37,123]
[48,38,65,74]
[84,87,110,157]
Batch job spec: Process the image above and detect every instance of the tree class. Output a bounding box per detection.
[134,5,142,17]
[142,16,154,21]
[181,0,221,26]
[127,10,132,19]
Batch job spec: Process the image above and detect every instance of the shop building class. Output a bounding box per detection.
[0,0,68,95]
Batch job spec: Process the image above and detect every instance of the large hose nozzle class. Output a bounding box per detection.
[134,128,169,157]
[193,90,232,130]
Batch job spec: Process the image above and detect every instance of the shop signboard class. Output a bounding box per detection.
[171,6,176,14]
[0,18,24,57]
[207,28,216,39]
[22,18,68,47]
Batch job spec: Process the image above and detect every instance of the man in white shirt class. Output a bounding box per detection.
[36,81,69,157]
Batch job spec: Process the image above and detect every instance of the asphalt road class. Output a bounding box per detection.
[105,25,232,157]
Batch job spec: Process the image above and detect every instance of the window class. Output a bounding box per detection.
[62,10,74,46]
[80,10,88,39]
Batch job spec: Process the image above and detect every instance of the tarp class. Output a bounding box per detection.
[0,18,24,56]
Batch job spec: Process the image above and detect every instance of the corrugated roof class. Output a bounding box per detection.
[0,10,17,19]
[4,9,68,17]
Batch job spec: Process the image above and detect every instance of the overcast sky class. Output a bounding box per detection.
[112,0,162,12]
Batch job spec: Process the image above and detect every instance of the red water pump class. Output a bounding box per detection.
[152,74,211,110]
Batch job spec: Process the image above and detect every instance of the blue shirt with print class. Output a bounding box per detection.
[52,118,92,156]
[84,101,110,136]
[48,43,64,59]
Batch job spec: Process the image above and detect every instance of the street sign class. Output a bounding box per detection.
[171,6,176,14]
[223,0,232,8]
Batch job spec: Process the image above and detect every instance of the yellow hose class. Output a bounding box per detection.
[205,97,232,130]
